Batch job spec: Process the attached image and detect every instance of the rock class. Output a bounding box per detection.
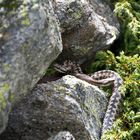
[0,75,107,140]
[54,0,120,62]
[0,0,62,134]
[0,0,120,136]
[48,131,75,140]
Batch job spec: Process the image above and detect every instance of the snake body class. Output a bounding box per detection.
[54,60,123,136]
[91,70,123,134]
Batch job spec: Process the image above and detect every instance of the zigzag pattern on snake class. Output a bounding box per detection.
[54,60,123,136]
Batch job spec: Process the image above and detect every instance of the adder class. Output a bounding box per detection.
[54,60,123,138]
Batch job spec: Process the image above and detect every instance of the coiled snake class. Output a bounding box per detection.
[54,60,123,138]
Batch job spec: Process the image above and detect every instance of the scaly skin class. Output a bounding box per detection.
[91,70,123,134]
[54,60,123,137]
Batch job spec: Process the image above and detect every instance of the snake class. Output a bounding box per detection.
[54,60,123,138]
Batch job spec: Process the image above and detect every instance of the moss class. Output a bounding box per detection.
[45,67,56,76]
[0,0,19,12]
[20,1,31,26]
[73,46,91,56]
[0,83,10,111]
[21,16,30,26]
[67,1,84,20]
[0,0,31,26]
[3,63,10,72]
[114,0,140,55]
[70,8,83,20]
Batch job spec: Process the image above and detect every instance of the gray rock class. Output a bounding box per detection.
[54,0,120,62]
[0,0,62,133]
[0,75,107,140]
[0,0,120,136]
[48,131,75,140]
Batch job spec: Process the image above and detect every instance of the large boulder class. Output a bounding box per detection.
[54,0,120,62]
[0,0,62,133]
[0,75,107,140]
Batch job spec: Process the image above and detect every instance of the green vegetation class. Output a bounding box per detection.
[45,66,56,76]
[88,1,140,139]
[0,0,19,12]
[91,51,140,140]
[114,0,140,54]
[0,83,10,111]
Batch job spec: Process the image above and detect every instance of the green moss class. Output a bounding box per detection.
[0,0,31,26]
[0,0,18,12]
[45,67,56,76]
[3,63,10,72]
[21,16,30,26]
[67,1,83,20]
[114,0,140,55]
[73,47,91,56]
[20,1,31,26]
[70,8,83,20]
[0,83,10,111]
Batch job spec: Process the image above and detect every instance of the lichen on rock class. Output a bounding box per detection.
[0,0,62,134]
[0,75,107,140]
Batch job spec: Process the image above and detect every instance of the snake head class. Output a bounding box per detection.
[53,64,69,73]
[54,60,82,74]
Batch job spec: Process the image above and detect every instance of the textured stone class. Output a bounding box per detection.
[54,0,120,62]
[48,131,75,140]
[0,75,107,140]
[0,0,62,133]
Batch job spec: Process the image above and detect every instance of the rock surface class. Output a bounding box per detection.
[0,75,107,140]
[0,0,62,133]
[48,131,75,140]
[54,0,120,63]
[0,0,120,136]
